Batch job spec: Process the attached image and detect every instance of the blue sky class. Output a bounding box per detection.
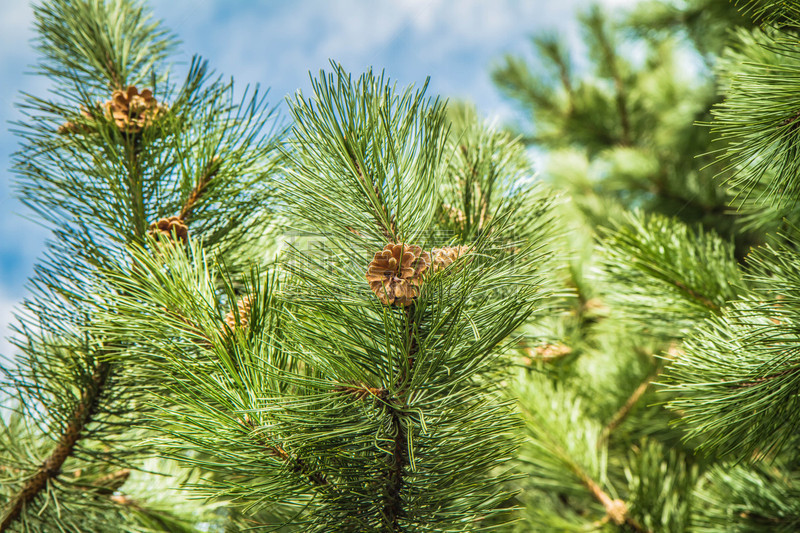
[0,0,639,356]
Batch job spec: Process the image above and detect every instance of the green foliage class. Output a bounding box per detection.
[737,0,800,28]
[625,439,698,533]
[626,0,754,57]
[663,236,800,458]
[88,65,554,532]
[283,65,445,247]
[512,374,612,530]
[11,0,800,531]
[490,1,800,531]
[711,26,800,210]
[1,0,281,530]
[692,462,800,532]
[492,2,754,252]
[437,102,553,246]
[600,211,742,336]
[32,0,176,93]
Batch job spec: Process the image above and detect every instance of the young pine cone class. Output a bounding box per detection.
[531,343,572,362]
[148,216,188,244]
[431,245,471,272]
[440,203,467,226]
[366,243,431,306]
[57,106,95,135]
[224,296,253,331]
[104,86,165,134]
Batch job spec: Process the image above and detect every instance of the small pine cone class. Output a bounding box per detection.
[104,86,165,134]
[148,216,188,243]
[441,203,466,225]
[58,106,95,134]
[431,245,471,272]
[57,121,82,134]
[225,296,253,331]
[534,343,572,361]
[366,243,431,306]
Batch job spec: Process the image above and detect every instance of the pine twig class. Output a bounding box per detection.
[0,362,110,532]
[76,468,131,495]
[597,346,675,447]
[597,371,659,447]
[591,10,630,146]
[672,280,721,313]
[344,140,396,241]
[335,383,388,401]
[239,415,328,487]
[737,365,800,388]
[384,409,409,532]
[178,156,220,223]
[575,468,650,533]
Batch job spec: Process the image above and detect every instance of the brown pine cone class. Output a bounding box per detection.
[440,203,467,226]
[366,243,431,306]
[148,216,188,243]
[534,343,572,360]
[224,296,253,331]
[104,86,165,134]
[431,245,471,272]
[57,106,95,134]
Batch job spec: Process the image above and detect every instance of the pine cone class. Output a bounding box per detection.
[440,203,467,226]
[148,216,188,243]
[366,243,430,306]
[57,106,95,134]
[431,245,471,272]
[104,86,165,134]
[224,296,253,331]
[535,343,572,360]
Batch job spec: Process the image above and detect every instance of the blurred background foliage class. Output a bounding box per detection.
[492,0,800,530]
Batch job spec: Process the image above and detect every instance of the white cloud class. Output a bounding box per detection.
[148,0,598,128]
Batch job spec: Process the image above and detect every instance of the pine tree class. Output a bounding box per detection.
[1,1,554,531]
[0,0,281,530]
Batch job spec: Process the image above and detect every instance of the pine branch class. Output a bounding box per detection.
[344,139,396,242]
[89,65,550,531]
[710,26,800,208]
[0,361,110,532]
[663,236,800,457]
[124,137,146,239]
[600,211,742,336]
[381,304,418,531]
[284,64,446,248]
[178,155,220,223]
[239,415,328,488]
[383,409,409,531]
[533,36,573,112]
[598,366,662,447]
[514,374,663,531]
[2,2,282,531]
[80,468,131,495]
[583,6,631,146]
[692,461,800,532]
[577,468,649,532]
